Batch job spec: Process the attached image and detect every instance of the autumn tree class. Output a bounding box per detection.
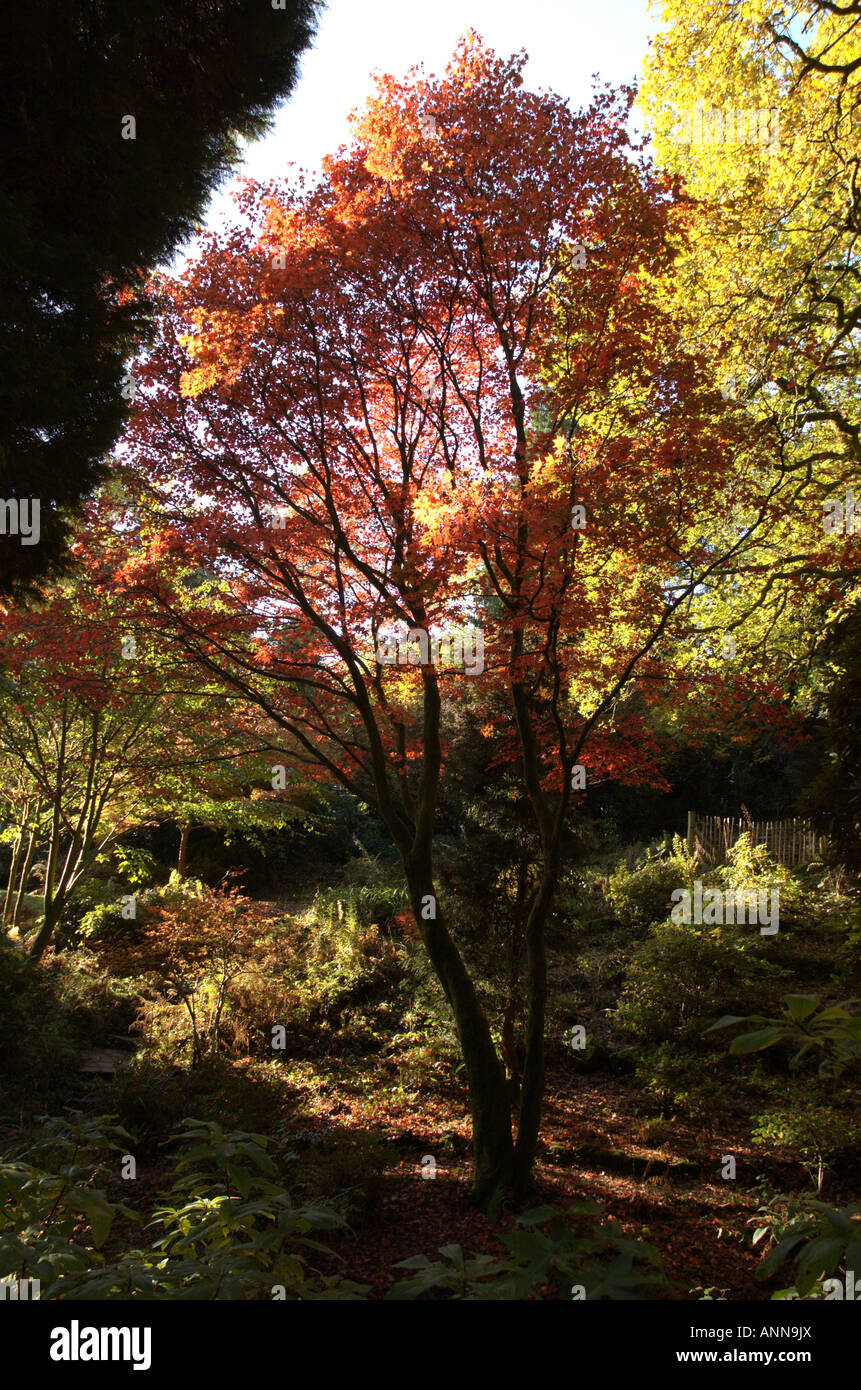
[103,887,277,1064]
[120,35,795,1206]
[641,1,861,796]
[642,0,861,471]
[0,513,287,960]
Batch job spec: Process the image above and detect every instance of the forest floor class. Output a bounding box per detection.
[240,1052,808,1298]
[224,886,843,1299]
[19,870,855,1301]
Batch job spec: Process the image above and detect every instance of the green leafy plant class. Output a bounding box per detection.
[751,1101,859,1194]
[708,993,861,1076]
[633,1043,728,1117]
[750,1196,861,1298]
[607,835,700,928]
[0,1112,135,1289]
[385,1202,664,1300]
[614,925,778,1043]
[1,1113,368,1300]
[716,833,803,915]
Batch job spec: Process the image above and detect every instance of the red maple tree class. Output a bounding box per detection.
[119,34,792,1205]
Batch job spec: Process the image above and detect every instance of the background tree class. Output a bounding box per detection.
[802,601,861,874]
[642,0,861,478]
[138,682,308,879]
[0,579,165,961]
[0,515,276,959]
[0,0,320,597]
[641,4,861,846]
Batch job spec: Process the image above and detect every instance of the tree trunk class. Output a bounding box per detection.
[513,869,557,1198]
[501,854,529,1106]
[500,997,521,1108]
[28,895,64,964]
[177,823,191,876]
[508,673,569,1201]
[405,857,515,1212]
[29,808,66,962]
[11,829,38,929]
[3,829,25,924]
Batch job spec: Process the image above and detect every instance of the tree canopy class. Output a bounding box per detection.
[0,0,321,597]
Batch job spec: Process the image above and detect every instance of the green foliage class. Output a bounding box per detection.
[558,864,615,930]
[0,1113,135,1286]
[0,938,136,1105]
[103,844,158,892]
[607,835,700,928]
[717,833,804,915]
[60,865,206,951]
[75,901,134,948]
[0,1113,366,1300]
[288,877,422,1036]
[708,993,861,1076]
[385,1202,664,1300]
[307,877,409,939]
[633,1044,729,1118]
[751,1197,861,1299]
[0,938,76,1092]
[614,923,780,1043]
[751,1100,859,1193]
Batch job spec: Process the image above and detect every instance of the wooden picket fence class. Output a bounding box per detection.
[686,811,824,867]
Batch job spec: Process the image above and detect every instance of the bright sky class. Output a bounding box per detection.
[200,0,659,234]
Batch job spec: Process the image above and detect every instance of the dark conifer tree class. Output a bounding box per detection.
[0,0,321,595]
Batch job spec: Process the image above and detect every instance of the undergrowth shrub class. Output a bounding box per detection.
[613,924,784,1043]
[305,878,409,939]
[385,1201,664,1300]
[716,833,805,918]
[751,1094,860,1194]
[0,938,136,1109]
[54,846,159,950]
[0,938,80,1104]
[607,836,700,928]
[632,1043,731,1118]
[0,1114,366,1300]
[750,1195,861,1298]
[100,886,278,1064]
